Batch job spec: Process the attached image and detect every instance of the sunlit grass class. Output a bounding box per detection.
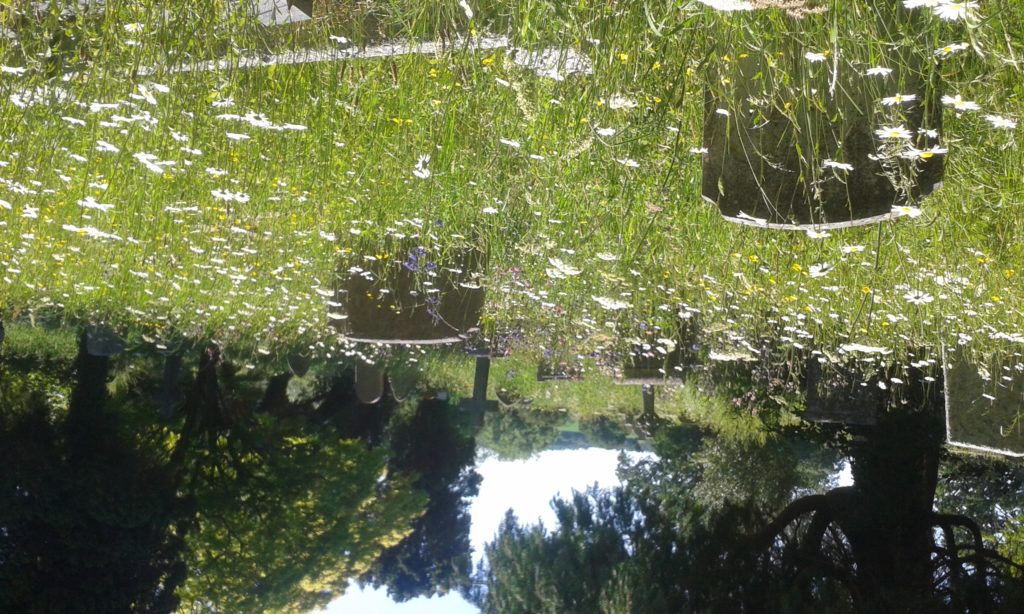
[0,0,1022,401]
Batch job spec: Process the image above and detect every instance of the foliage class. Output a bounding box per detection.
[0,336,189,614]
[478,404,564,460]
[362,398,483,601]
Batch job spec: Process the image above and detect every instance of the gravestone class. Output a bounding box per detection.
[330,248,485,345]
[355,361,384,405]
[460,354,500,426]
[802,357,883,426]
[943,349,1024,458]
[252,0,313,26]
[701,7,943,228]
[85,324,124,357]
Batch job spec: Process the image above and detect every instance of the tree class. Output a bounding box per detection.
[362,398,482,601]
[170,347,427,613]
[475,369,1024,613]
[0,333,189,614]
[477,405,563,460]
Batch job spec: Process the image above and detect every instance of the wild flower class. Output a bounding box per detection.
[607,95,637,110]
[985,115,1017,129]
[809,263,832,278]
[941,94,980,111]
[891,205,923,218]
[616,158,640,168]
[823,159,853,171]
[546,258,581,279]
[593,296,629,310]
[596,127,616,137]
[882,93,916,106]
[96,140,120,153]
[804,52,828,63]
[413,155,431,179]
[78,196,114,212]
[805,228,831,239]
[904,290,935,304]
[934,42,969,57]
[934,1,978,21]
[865,66,893,76]
[841,343,891,355]
[134,152,174,174]
[900,145,947,160]
[135,84,158,105]
[499,138,521,148]
[875,125,912,139]
[211,189,250,203]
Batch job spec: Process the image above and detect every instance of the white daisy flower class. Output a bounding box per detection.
[875,124,912,139]
[934,42,969,57]
[413,154,431,179]
[985,115,1017,129]
[823,159,853,171]
[934,1,978,21]
[891,204,923,218]
[941,94,980,111]
[881,93,916,106]
[593,296,630,310]
[904,289,934,304]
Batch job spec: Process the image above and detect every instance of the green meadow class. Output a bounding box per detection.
[0,0,1022,393]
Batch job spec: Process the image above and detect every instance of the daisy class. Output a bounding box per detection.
[412,154,431,179]
[900,145,948,160]
[941,94,980,111]
[593,296,629,310]
[934,42,969,57]
[875,124,912,139]
[934,1,978,21]
[78,196,114,212]
[881,93,916,106]
[904,289,934,304]
[823,159,853,171]
[804,51,828,63]
[891,204,923,218]
[546,258,581,279]
[595,127,616,137]
[985,115,1017,129]
[865,66,893,77]
[608,95,638,110]
[809,263,832,278]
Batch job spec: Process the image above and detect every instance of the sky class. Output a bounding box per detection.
[318,447,642,614]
